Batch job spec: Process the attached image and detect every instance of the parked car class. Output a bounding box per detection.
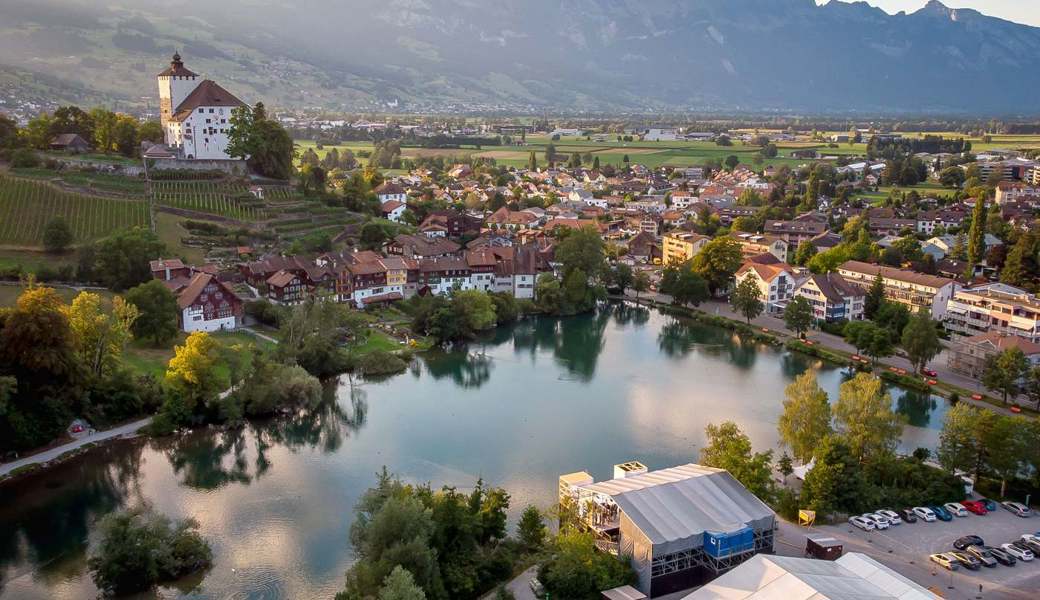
[944,502,969,517]
[898,508,918,523]
[1002,501,1032,517]
[953,535,985,550]
[849,516,875,531]
[863,513,890,529]
[930,553,958,571]
[929,505,953,521]
[1021,534,1040,549]
[985,546,1016,566]
[961,500,987,516]
[913,506,937,522]
[949,551,982,570]
[1003,543,1035,561]
[923,369,938,377]
[1012,538,1040,555]
[876,509,902,525]
[964,545,998,568]
[978,498,998,512]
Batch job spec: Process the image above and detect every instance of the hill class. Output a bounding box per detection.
[0,0,1038,114]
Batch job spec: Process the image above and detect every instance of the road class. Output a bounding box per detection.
[481,565,538,600]
[0,416,152,478]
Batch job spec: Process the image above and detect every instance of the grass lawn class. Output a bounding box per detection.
[154,211,207,265]
[352,329,402,355]
[123,329,275,378]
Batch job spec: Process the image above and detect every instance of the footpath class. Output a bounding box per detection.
[0,416,152,478]
[625,290,1031,419]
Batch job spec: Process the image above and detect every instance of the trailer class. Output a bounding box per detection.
[805,535,843,561]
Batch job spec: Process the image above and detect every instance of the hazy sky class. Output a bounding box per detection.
[819,0,1040,27]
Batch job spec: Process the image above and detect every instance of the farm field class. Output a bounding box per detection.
[0,175,150,247]
[11,167,149,195]
[151,180,266,221]
[154,211,207,265]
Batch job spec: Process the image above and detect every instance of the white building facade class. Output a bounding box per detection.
[158,53,245,160]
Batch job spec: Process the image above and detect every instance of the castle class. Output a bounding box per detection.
[156,53,245,161]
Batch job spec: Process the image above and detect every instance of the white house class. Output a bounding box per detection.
[158,53,246,160]
[176,272,242,332]
[374,182,407,205]
[381,200,406,223]
[735,256,797,314]
[794,272,865,323]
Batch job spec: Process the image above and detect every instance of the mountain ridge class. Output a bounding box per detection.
[0,0,1038,114]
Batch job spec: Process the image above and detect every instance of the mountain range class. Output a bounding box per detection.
[1,0,1038,115]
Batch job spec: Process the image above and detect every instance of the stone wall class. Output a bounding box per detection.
[147,158,248,176]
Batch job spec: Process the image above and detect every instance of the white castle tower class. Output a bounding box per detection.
[155,53,246,160]
[157,53,200,140]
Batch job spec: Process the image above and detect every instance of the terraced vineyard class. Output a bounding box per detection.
[0,175,150,246]
[151,180,267,221]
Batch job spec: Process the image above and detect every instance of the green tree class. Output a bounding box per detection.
[700,421,774,500]
[784,296,813,338]
[607,263,634,294]
[517,505,546,551]
[87,506,211,596]
[725,155,740,170]
[901,309,942,374]
[692,238,742,296]
[864,274,885,318]
[538,529,636,600]
[227,102,295,179]
[967,198,987,268]
[671,270,709,308]
[161,332,230,425]
[982,347,1029,404]
[42,217,74,253]
[730,276,764,324]
[528,151,537,171]
[793,241,817,266]
[91,228,166,291]
[632,270,651,302]
[833,373,903,462]
[778,371,833,463]
[452,290,497,334]
[379,566,427,600]
[801,435,867,515]
[1024,366,1040,410]
[125,280,179,346]
[63,292,138,378]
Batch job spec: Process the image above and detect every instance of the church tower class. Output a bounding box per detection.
[157,53,200,143]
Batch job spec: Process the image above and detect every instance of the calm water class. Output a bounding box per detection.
[0,304,949,599]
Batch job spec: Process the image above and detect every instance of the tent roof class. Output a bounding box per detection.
[580,464,774,545]
[682,553,939,600]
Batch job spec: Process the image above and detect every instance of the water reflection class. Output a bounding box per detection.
[656,318,759,369]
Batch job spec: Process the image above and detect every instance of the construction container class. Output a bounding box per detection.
[805,535,843,561]
[704,527,755,559]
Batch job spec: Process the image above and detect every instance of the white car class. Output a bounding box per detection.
[1003,543,1035,561]
[913,506,937,522]
[862,513,889,529]
[1003,501,1032,517]
[876,509,902,525]
[849,515,875,531]
[944,502,969,517]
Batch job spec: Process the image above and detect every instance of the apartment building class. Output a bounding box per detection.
[793,272,866,323]
[736,255,797,313]
[730,232,789,262]
[837,260,960,320]
[945,282,1040,343]
[662,232,710,265]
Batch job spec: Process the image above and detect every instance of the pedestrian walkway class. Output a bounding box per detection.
[0,416,152,478]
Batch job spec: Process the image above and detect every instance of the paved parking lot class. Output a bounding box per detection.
[784,509,1040,599]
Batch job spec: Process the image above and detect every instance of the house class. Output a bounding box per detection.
[794,272,865,323]
[174,272,242,332]
[763,220,828,246]
[683,553,940,600]
[380,200,406,223]
[387,234,461,259]
[947,331,1040,379]
[736,255,797,313]
[150,258,191,281]
[625,232,659,264]
[837,261,960,320]
[418,210,482,238]
[945,282,1040,343]
[868,217,917,237]
[374,182,407,205]
[266,270,305,305]
[49,133,90,153]
[730,233,788,262]
[559,462,774,598]
[662,232,709,265]
[808,231,843,252]
[157,53,246,160]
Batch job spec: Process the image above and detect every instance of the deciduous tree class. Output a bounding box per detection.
[901,309,942,374]
[700,421,773,500]
[779,371,833,463]
[125,280,180,346]
[982,347,1029,404]
[833,373,903,462]
[730,276,763,324]
[784,296,813,338]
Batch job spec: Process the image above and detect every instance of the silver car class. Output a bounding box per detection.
[1002,543,1034,561]
[849,515,875,531]
[912,506,936,522]
[1002,501,1032,517]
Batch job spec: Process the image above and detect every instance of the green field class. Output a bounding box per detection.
[12,167,149,195]
[0,175,150,247]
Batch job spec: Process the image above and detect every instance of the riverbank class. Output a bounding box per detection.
[623,291,1036,419]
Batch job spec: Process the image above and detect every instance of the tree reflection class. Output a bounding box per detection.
[160,428,253,490]
[423,350,494,388]
[895,390,938,428]
[551,309,610,382]
[0,441,145,585]
[610,302,650,327]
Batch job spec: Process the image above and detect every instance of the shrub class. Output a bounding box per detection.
[88,506,212,596]
[356,350,408,377]
[10,148,40,168]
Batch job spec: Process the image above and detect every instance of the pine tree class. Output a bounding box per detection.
[864,273,885,318]
[967,197,987,268]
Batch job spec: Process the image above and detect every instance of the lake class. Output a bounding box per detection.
[0,303,949,599]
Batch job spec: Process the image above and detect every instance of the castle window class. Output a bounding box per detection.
[209,108,215,113]
[198,108,203,113]
[205,118,211,123]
